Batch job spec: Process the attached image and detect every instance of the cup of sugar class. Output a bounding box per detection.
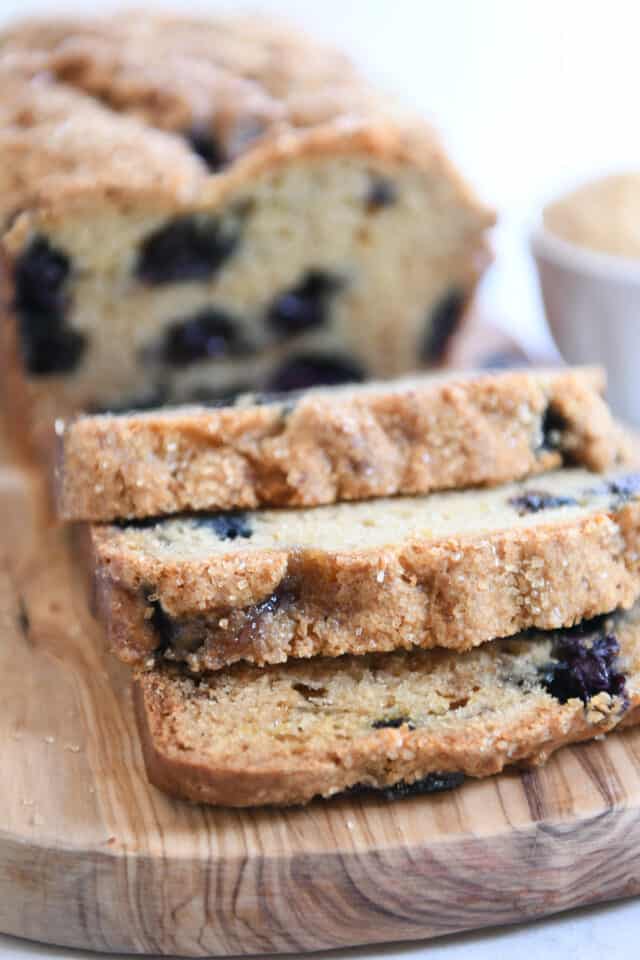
[532,173,640,425]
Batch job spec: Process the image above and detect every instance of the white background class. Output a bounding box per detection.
[1,1,640,956]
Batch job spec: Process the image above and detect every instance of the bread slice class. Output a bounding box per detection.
[93,468,640,671]
[56,366,630,522]
[0,13,493,458]
[134,604,640,806]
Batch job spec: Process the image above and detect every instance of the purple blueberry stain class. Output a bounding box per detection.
[607,473,640,504]
[194,511,252,540]
[509,490,578,515]
[366,176,397,212]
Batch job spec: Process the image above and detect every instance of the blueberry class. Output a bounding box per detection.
[607,473,640,503]
[13,236,87,375]
[348,772,465,800]
[366,176,397,211]
[251,584,297,619]
[541,620,627,704]
[266,353,365,392]
[23,328,87,375]
[163,308,248,367]
[194,511,252,541]
[266,271,343,337]
[539,405,568,453]
[421,288,465,362]
[149,600,208,657]
[184,127,226,172]
[14,236,69,315]
[371,717,416,730]
[509,490,578,515]
[136,215,240,285]
[120,517,163,530]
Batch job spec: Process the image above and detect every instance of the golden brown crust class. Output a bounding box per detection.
[0,14,495,227]
[92,472,640,670]
[56,367,631,522]
[133,605,640,806]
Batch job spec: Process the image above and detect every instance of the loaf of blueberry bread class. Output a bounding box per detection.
[0,12,494,456]
[56,366,632,522]
[134,604,640,806]
[92,468,640,672]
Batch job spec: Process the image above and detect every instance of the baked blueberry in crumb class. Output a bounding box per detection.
[366,175,397,211]
[250,583,298,619]
[194,511,252,540]
[136,215,240,284]
[420,288,465,361]
[163,308,248,366]
[22,328,86,375]
[14,236,87,375]
[267,353,365,391]
[120,516,163,530]
[539,405,568,453]
[607,473,640,504]
[509,490,578,515]
[14,236,69,315]
[541,620,626,704]
[371,717,416,730]
[348,772,465,799]
[266,271,343,337]
[184,127,226,171]
[149,601,208,657]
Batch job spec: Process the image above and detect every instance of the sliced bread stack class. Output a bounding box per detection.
[7,12,640,808]
[56,367,640,806]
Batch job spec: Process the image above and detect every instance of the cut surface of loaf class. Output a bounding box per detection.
[57,366,631,522]
[0,13,494,455]
[93,468,640,671]
[134,604,640,806]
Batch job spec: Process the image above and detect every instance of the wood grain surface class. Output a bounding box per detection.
[1,437,640,957]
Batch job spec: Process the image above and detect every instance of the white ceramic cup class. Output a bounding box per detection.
[531,226,640,425]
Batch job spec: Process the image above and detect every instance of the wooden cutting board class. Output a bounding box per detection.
[1,442,640,957]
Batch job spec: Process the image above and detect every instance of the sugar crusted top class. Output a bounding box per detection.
[0,12,492,228]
